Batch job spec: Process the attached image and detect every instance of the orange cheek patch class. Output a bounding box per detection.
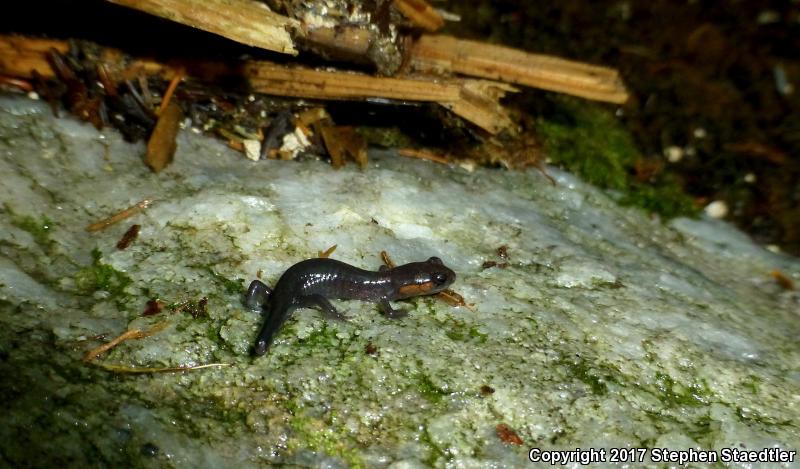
[398,281,435,296]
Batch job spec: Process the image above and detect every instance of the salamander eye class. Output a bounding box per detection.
[428,257,443,265]
[432,272,448,285]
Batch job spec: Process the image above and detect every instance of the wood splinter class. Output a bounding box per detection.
[86,198,154,232]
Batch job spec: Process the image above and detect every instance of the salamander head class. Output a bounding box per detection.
[392,256,456,299]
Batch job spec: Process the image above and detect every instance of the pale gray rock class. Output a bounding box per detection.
[1,96,798,468]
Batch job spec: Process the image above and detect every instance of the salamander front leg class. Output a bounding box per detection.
[244,280,273,311]
[379,298,408,319]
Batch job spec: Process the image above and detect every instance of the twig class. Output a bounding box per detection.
[0,75,34,92]
[397,148,450,164]
[158,66,184,116]
[82,320,168,362]
[86,198,154,232]
[90,362,230,373]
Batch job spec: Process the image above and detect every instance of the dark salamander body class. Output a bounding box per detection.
[246,257,456,356]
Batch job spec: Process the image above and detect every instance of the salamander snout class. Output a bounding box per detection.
[431,268,455,289]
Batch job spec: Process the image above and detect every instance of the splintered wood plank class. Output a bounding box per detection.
[105,0,298,55]
[245,62,459,102]
[445,80,518,135]
[245,63,516,134]
[410,35,629,104]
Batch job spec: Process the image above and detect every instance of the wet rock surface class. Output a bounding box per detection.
[1,97,798,467]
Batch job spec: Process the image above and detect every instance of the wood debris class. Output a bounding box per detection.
[245,61,517,135]
[0,3,632,168]
[158,67,184,116]
[82,320,168,362]
[91,362,230,374]
[0,36,516,135]
[770,270,795,291]
[397,148,450,165]
[145,101,183,172]
[86,198,154,232]
[320,125,368,169]
[300,25,375,65]
[106,0,298,55]
[409,35,629,104]
[393,0,444,32]
[436,289,470,308]
[318,245,338,258]
[0,76,34,92]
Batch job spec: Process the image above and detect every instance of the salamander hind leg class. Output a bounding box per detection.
[298,294,348,321]
[379,298,408,319]
[244,280,273,311]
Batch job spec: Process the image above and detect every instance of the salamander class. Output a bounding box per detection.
[245,256,456,356]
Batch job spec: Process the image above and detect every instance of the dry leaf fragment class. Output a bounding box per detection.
[770,270,795,290]
[495,423,524,445]
[116,224,141,250]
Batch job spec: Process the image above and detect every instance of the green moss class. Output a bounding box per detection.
[419,425,447,466]
[206,324,223,346]
[468,325,488,342]
[444,329,465,342]
[537,99,636,190]
[653,372,711,407]
[621,179,698,219]
[558,356,612,396]
[6,204,55,249]
[741,374,761,394]
[205,267,244,296]
[442,318,488,343]
[288,407,364,468]
[684,414,716,446]
[356,126,413,148]
[74,249,132,298]
[414,360,450,404]
[537,97,698,219]
[298,322,339,349]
